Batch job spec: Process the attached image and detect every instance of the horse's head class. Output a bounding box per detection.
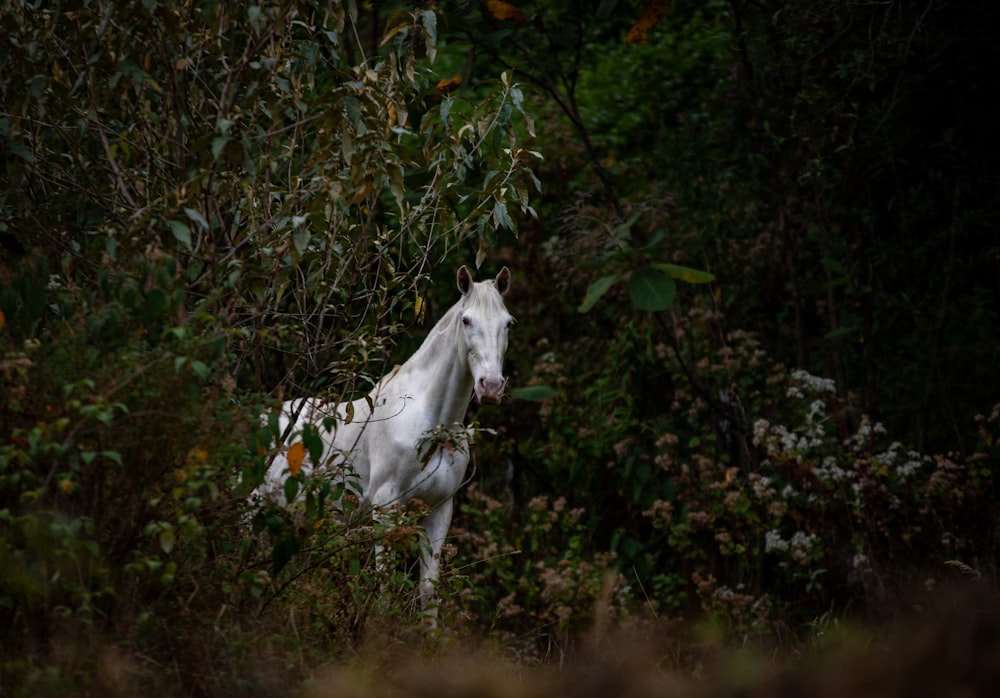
[457,265,513,405]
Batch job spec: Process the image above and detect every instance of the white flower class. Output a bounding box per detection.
[845,415,885,450]
[765,529,788,553]
[752,419,771,446]
[896,450,928,479]
[814,456,854,482]
[767,529,819,563]
[790,369,836,393]
[789,531,819,563]
[751,475,774,499]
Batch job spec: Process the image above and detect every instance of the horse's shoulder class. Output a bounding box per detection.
[374,364,403,390]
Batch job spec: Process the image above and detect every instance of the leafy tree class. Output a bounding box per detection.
[1,0,540,691]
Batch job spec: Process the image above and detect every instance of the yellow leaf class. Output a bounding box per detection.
[386,101,396,134]
[626,0,672,45]
[485,0,525,23]
[414,294,426,323]
[349,179,371,205]
[380,12,411,46]
[52,61,70,88]
[287,442,305,477]
[435,75,462,95]
[186,447,208,467]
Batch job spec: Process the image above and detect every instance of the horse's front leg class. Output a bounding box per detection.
[367,482,400,584]
[417,497,454,625]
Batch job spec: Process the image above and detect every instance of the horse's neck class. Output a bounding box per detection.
[399,304,472,427]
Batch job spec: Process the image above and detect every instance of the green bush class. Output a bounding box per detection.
[467,277,999,642]
[447,484,627,654]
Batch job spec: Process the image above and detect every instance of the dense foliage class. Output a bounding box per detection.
[1,0,998,695]
[439,0,999,643]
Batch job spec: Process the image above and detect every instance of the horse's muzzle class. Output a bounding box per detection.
[476,374,507,405]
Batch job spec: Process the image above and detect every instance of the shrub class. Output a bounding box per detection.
[446,483,628,658]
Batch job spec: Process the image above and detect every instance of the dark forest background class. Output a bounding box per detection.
[2,1,998,695]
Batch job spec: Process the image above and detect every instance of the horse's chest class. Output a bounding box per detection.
[358,392,471,507]
[402,442,470,506]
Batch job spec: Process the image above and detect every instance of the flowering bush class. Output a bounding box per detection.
[473,275,999,644]
[446,485,628,655]
[645,344,999,632]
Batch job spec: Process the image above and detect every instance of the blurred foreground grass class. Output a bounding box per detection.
[15,581,991,698]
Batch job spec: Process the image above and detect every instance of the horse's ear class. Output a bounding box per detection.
[495,266,511,296]
[457,265,473,295]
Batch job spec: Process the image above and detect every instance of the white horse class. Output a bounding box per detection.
[263,265,513,620]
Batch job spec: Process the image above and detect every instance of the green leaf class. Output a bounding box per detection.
[650,263,715,284]
[628,268,676,311]
[184,207,209,231]
[642,228,665,249]
[144,288,169,320]
[389,165,404,211]
[212,136,229,160]
[821,257,845,274]
[824,325,858,339]
[292,227,310,254]
[511,385,557,401]
[159,528,174,554]
[169,220,192,249]
[480,29,513,44]
[492,201,513,231]
[597,0,620,20]
[271,535,300,574]
[421,9,437,62]
[8,141,37,164]
[578,273,623,313]
[614,212,642,240]
[284,476,300,504]
[303,427,325,466]
[440,96,452,131]
[102,450,123,466]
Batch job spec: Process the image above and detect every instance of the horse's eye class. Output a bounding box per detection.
[506,319,514,329]
[462,317,472,327]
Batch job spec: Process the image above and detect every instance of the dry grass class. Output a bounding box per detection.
[4,581,998,697]
[297,583,1000,698]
